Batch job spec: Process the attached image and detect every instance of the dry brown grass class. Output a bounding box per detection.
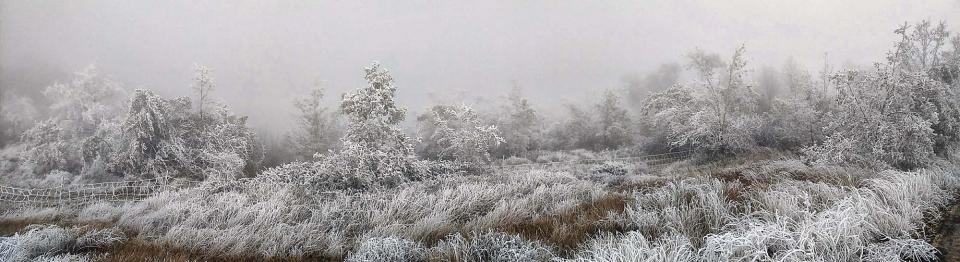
[0,219,41,236]
[496,193,631,256]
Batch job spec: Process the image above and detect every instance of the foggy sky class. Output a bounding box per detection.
[2,0,959,131]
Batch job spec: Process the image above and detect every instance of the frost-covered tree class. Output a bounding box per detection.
[890,21,951,73]
[493,87,542,157]
[330,62,416,182]
[19,66,125,175]
[290,87,340,161]
[547,104,598,150]
[108,89,260,180]
[596,90,632,150]
[192,64,216,124]
[193,102,262,180]
[0,91,39,146]
[805,66,948,168]
[42,65,125,136]
[417,104,503,165]
[756,66,780,112]
[642,46,761,153]
[19,120,84,175]
[108,90,190,179]
[756,59,831,150]
[625,63,682,112]
[806,21,960,168]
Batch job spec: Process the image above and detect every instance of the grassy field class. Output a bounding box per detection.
[2,151,958,261]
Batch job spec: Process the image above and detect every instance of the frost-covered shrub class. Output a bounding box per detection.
[11,65,260,182]
[19,120,84,175]
[108,88,260,180]
[289,87,342,161]
[347,237,427,262]
[258,158,386,191]
[0,92,39,147]
[417,104,503,166]
[806,21,960,169]
[641,46,762,154]
[491,88,543,158]
[595,90,633,150]
[805,65,952,168]
[591,161,629,176]
[107,90,190,179]
[328,62,417,183]
[17,66,126,178]
[547,90,633,151]
[431,232,554,262]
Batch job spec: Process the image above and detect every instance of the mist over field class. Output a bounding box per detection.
[4,0,958,130]
[3,1,960,261]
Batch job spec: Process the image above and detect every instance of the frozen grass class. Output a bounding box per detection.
[572,231,695,262]
[0,224,125,262]
[1,157,958,261]
[574,162,960,262]
[430,231,555,262]
[98,168,620,259]
[348,237,427,262]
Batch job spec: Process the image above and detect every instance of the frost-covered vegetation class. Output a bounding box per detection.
[2,20,960,261]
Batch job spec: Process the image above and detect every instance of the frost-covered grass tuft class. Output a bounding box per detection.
[431,232,555,262]
[75,202,122,223]
[347,237,427,262]
[572,231,695,262]
[0,224,125,262]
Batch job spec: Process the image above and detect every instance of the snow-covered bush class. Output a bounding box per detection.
[107,89,190,179]
[642,46,762,154]
[805,65,953,168]
[0,91,39,147]
[806,21,960,169]
[289,87,341,161]
[546,90,633,151]
[757,60,831,150]
[19,120,84,175]
[591,161,630,176]
[16,66,127,177]
[417,104,503,166]
[323,62,417,183]
[491,88,543,158]
[595,90,633,150]
[108,88,260,180]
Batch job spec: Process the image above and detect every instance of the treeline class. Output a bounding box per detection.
[0,21,958,186]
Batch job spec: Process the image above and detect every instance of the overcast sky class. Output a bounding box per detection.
[2,0,959,130]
